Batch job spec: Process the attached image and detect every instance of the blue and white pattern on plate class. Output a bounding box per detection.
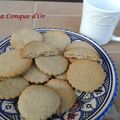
[0,28,118,120]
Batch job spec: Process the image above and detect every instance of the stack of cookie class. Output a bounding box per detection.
[64,41,105,92]
[0,29,105,120]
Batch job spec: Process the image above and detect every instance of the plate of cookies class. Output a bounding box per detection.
[0,28,118,120]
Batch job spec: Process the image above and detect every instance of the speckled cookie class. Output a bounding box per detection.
[21,41,60,58]
[67,60,105,92]
[11,28,43,49]
[46,79,75,114]
[0,76,29,99]
[23,65,50,84]
[18,85,60,120]
[0,50,32,78]
[43,30,71,52]
[35,55,68,76]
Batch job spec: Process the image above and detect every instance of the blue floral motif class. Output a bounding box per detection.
[0,28,118,120]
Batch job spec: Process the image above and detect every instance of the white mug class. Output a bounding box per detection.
[80,0,120,45]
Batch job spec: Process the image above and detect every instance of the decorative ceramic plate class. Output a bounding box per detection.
[0,28,118,120]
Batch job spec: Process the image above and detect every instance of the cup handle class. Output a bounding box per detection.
[112,35,120,41]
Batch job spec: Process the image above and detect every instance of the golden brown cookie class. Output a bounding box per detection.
[67,60,105,92]
[23,65,50,84]
[0,50,32,78]
[11,28,43,49]
[18,85,60,120]
[46,79,75,114]
[35,55,68,76]
[0,76,29,99]
[21,41,60,58]
[43,30,71,52]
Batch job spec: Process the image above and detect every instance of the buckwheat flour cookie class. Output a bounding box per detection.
[11,28,43,49]
[23,65,50,84]
[18,85,60,120]
[0,76,29,99]
[46,79,75,114]
[35,55,68,76]
[55,73,67,80]
[43,30,71,52]
[67,60,105,92]
[66,41,96,51]
[21,41,60,58]
[64,47,99,61]
[0,50,32,78]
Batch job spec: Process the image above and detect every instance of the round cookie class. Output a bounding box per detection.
[11,28,43,49]
[43,30,71,52]
[35,55,68,76]
[66,41,96,51]
[0,76,29,99]
[23,65,50,84]
[67,60,105,92]
[0,50,32,78]
[46,79,75,114]
[64,47,99,61]
[21,41,60,58]
[18,85,60,120]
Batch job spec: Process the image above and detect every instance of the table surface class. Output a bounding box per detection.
[0,1,120,120]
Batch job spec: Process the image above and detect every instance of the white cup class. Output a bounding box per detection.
[80,0,120,45]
